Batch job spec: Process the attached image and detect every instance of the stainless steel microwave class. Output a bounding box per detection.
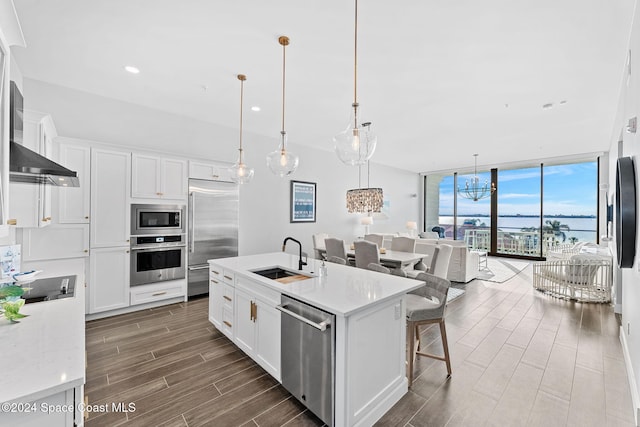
[131,204,185,236]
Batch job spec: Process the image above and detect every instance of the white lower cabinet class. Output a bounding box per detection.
[234,277,281,381]
[209,263,234,339]
[130,280,184,305]
[89,247,130,313]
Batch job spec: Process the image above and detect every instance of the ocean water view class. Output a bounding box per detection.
[438,215,598,243]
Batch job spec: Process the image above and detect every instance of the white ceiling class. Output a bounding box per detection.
[11,0,636,173]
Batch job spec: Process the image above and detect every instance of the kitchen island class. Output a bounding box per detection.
[208,252,423,427]
[0,274,85,426]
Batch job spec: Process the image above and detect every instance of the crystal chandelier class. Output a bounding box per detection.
[334,0,377,166]
[229,74,254,184]
[457,154,495,201]
[346,147,383,213]
[266,35,299,177]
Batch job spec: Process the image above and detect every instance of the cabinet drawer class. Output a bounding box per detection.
[210,265,223,280]
[222,306,233,338]
[223,284,234,310]
[130,282,184,305]
[222,271,235,285]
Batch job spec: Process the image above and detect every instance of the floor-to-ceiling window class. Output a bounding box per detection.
[424,159,598,260]
[457,169,492,250]
[542,161,598,253]
[496,166,542,256]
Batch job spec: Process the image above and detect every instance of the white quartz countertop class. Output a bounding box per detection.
[209,252,424,316]
[0,274,85,404]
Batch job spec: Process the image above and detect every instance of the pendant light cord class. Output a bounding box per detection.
[237,74,246,163]
[278,36,290,153]
[354,0,358,105]
[282,40,286,135]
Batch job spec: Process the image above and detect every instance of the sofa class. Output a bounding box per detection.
[396,238,479,283]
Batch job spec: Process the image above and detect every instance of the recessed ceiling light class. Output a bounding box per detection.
[542,103,553,109]
[251,106,261,112]
[124,66,140,74]
[559,100,567,105]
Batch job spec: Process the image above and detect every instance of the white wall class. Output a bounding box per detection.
[608,0,640,422]
[23,78,420,257]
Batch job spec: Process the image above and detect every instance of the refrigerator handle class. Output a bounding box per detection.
[189,192,195,253]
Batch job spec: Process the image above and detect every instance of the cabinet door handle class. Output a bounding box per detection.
[210,279,219,284]
[224,275,233,281]
[211,270,220,275]
[223,295,232,302]
[250,301,257,323]
[223,320,232,328]
[85,216,89,219]
[42,217,52,222]
[126,250,130,253]
[84,250,89,253]
[152,291,167,297]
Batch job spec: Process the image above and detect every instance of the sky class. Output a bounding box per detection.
[438,161,598,217]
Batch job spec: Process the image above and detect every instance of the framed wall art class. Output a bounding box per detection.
[290,180,316,223]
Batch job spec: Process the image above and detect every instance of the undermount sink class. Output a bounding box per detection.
[251,267,312,284]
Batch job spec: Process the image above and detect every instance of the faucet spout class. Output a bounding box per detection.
[282,237,307,270]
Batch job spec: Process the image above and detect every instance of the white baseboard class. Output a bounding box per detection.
[620,325,640,426]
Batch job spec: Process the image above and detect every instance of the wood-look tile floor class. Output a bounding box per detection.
[85,264,637,427]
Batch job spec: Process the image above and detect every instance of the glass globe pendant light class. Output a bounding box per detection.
[266,35,299,177]
[334,0,377,166]
[229,74,254,184]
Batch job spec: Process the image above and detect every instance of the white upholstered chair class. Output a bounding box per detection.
[327,256,347,265]
[354,240,380,269]
[364,234,384,248]
[391,236,416,252]
[325,238,347,265]
[406,272,452,384]
[431,244,453,279]
[312,233,330,259]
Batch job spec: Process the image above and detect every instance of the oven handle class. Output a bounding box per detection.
[188,265,208,271]
[276,304,331,331]
[189,192,195,253]
[130,245,186,252]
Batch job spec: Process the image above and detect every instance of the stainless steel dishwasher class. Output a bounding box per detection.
[277,295,336,426]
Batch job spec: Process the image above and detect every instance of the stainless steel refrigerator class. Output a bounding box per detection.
[187,179,239,297]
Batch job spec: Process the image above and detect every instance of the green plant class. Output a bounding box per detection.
[0,285,28,323]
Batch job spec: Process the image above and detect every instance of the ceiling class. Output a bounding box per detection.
[11,0,636,173]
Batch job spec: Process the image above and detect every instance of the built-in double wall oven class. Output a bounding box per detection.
[130,204,187,286]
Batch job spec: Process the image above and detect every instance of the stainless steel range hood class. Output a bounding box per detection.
[10,141,80,187]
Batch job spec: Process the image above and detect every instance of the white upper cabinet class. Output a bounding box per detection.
[56,142,91,223]
[188,160,234,182]
[132,153,187,200]
[8,111,56,228]
[91,148,131,248]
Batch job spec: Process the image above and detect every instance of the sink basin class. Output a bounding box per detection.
[251,267,312,284]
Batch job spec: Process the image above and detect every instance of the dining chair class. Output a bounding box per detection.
[367,263,391,274]
[354,240,379,269]
[325,238,347,265]
[367,262,408,277]
[407,246,440,279]
[327,256,347,265]
[312,233,330,259]
[431,244,453,279]
[406,272,452,385]
[363,234,384,248]
[391,236,416,252]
